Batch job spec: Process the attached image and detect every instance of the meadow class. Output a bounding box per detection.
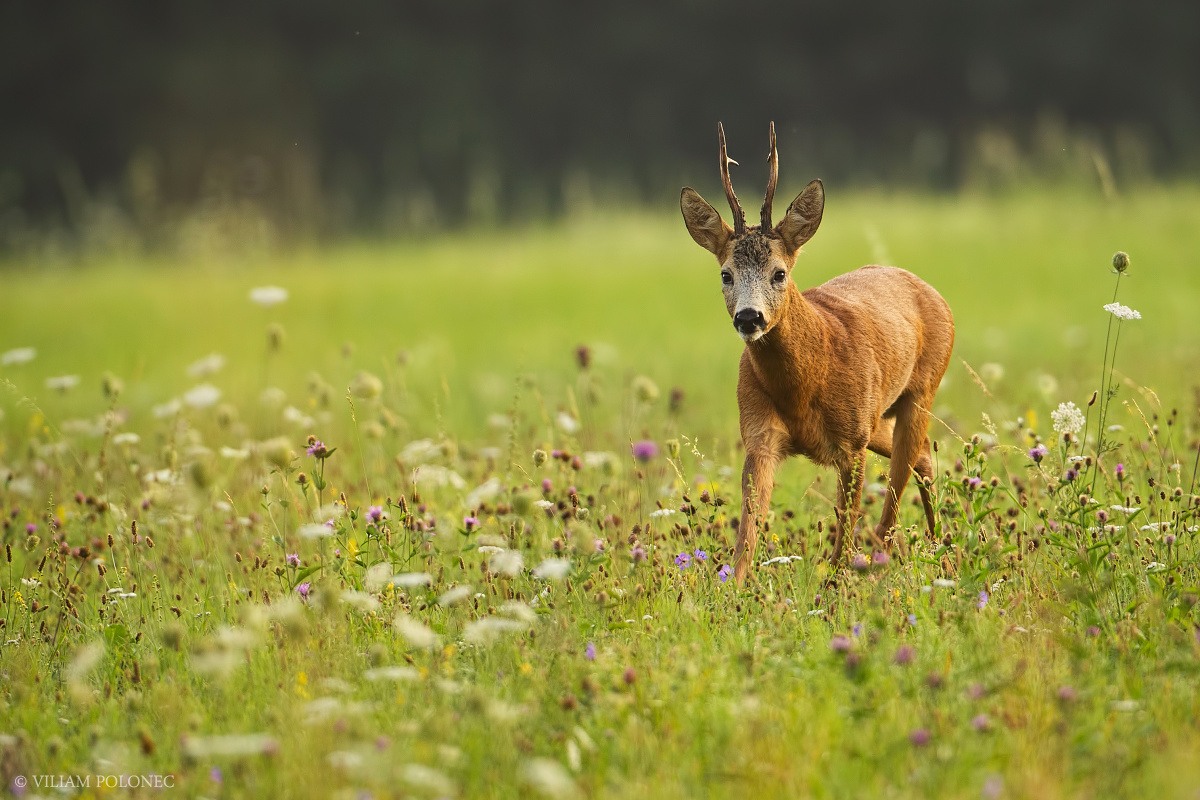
[2,186,1200,799]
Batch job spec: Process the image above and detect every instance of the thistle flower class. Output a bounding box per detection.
[631,440,659,462]
[296,582,312,600]
[366,505,385,523]
[1029,444,1049,463]
[1051,402,1085,436]
[830,634,853,653]
[306,437,332,459]
[286,553,300,567]
[463,516,480,532]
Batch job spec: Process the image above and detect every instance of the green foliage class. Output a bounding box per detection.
[1,191,1200,798]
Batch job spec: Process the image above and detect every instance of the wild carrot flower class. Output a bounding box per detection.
[674,552,691,569]
[1103,302,1141,321]
[631,440,659,462]
[717,564,732,582]
[1051,402,1085,436]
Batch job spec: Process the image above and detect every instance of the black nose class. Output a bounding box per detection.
[733,308,766,334]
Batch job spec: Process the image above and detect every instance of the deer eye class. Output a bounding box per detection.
[772,269,788,284]
[721,271,733,286]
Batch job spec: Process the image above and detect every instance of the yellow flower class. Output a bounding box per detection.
[295,671,310,699]
[347,537,359,558]
[519,662,533,676]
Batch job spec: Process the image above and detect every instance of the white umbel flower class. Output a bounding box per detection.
[1103,302,1141,321]
[1051,401,1085,435]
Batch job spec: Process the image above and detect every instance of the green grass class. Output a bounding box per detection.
[2,187,1200,799]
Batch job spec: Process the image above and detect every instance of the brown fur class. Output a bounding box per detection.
[681,131,954,584]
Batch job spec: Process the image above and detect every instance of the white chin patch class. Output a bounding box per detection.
[740,329,765,344]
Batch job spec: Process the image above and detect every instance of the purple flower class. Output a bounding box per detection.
[1114,462,1125,480]
[871,551,890,568]
[893,645,915,665]
[1057,685,1077,703]
[585,642,596,661]
[907,613,918,627]
[541,478,553,493]
[1086,625,1100,637]
[717,564,732,583]
[631,545,647,563]
[909,728,932,747]
[1064,467,1078,482]
[852,622,864,638]
[367,505,385,523]
[967,476,983,490]
[306,437,330,459]
[594,538,606,553]
[210,767,223,784]
[631,440,659,462]
[674,552,691,569]
[286,553,301,567]
[24,522,36,535]
[693,548,707,562]
[977,590,989,610]
[296,582,311,600]
[830,634,853,653]
[850,553,870,571]
[463,515,480,532]
[971,713,992,733]
[1029,445,1049,463]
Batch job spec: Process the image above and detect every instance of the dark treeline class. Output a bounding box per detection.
[2,0,1198,247]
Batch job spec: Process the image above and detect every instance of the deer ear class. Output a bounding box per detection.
[680,187,732,259]
[776,179,824,254]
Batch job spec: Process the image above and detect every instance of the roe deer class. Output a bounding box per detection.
[680,122,954,584]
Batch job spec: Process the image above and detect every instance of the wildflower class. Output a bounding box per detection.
[871,551,890,568]
[693,548,708,562]
[249,285,288,306]
[852,623,864,638]
[1103,302,1141,321]
[306,437,332,459]
[542,478,553,493]
[631,440,659,462]
[584,642,596,661]
[893,645,915,665]
[631,545,647,563]
[1064,467,1078,482]
[971,713,992,733]
[1029,444,1048,463]
[463,515,480,532]
[631,376,660,403]
[187,353,226,377]
[210,767,223,784]
[1112,251,1130,273]
[183,383,222,409]
[286,553,301,567]
[556,412,580,434]
[0,347,35,365]
[25,522,36,535]
[907,613,918,626]
[674,552,691,569]
[649,508,676,519]
[967,476,983,490]
[366,505,385,523]
[45,375,80,392]
[977,590,989,610]
[717,564,732,582]
[850,553,870,571]
[1051,401,1085,436]
[533,448,548,466]
[1114,462,1125,480]
[830,634,853,653]
[532,558,572,581]
[296,582,312,600]
[909,728,932,747]
[1057,685,1078,703]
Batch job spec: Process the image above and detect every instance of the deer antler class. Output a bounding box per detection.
[761,121,778,229]
[718,122,746,235]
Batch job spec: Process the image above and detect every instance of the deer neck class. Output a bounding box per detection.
[745,284,829,399]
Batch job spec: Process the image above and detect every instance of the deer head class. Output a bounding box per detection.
[680,122,825,343]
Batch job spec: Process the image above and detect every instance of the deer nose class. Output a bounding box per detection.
[733,308,766,334]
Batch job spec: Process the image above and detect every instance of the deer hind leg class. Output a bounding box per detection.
[876,394,931,546]
[914,440,937,538]
[832,450,866,564]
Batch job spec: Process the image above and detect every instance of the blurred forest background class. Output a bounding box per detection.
[2,0,1198,255]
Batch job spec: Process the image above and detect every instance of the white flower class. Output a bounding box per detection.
[411,465,466,490]
[393,615,440,649]
[1050,401,1085,436]
[1103,302,1141,321]
[183,383,222,409]
[183,734,278,759]
[45,375,80,391]
[438,585,473,606]
[466,477,503,509]
[186,353,226,377]
[390,572,433,588]
[649,508,677,519]
[112,432,141,446]
[532,558,572,581]
[556,412,580,434]
[488,549,524,576]
[299,523,334,538]
[249,286,288,306]
[400,438,442,463]
[932,578,957,588]
[220,446,249,460]
[534,499,555,511]
[400,764,456,797]
[1109,505,1140,514]
[524,757,580,799]
[340,590,381,613]
[153,398,182,418]
[1,347,36,366]
[363,665,420,682]
[463,616,528,645]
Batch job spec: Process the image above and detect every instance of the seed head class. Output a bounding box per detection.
[1112,251,1130,273]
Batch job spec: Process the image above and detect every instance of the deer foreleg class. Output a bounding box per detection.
[733,450,780,585]
[833,451,866,564]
